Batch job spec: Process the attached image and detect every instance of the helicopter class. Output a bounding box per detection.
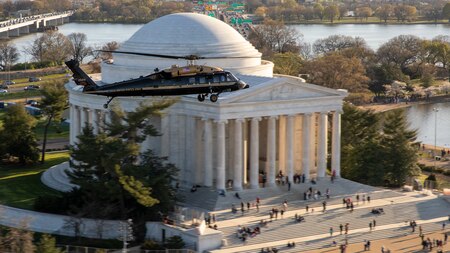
[65,51,252,108]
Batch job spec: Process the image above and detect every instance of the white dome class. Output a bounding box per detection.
[101,13,273,83]
[119,12,261,58]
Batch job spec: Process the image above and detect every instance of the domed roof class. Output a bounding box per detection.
[118,13,261,58]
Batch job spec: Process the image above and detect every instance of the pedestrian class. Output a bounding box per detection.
[367,240,371,250]
[350,202,354,212]
[247,202,250,211]
[442,222,446,230]
[212,214,216,223]
[444,232,448,242]
[367,195,371,203]
[256,197,260,204]
[339,224,343,234]
[306,205,309,212]
[356,194,360,204]
[345,223,349,234]
[288,181,291,191]
[280,209,284,218]
[342,198,346,206]
[329,227,333,236]
[322,201,327,212]
[373,219,376,228]
[369,222,373,231]
[419,225,423,236]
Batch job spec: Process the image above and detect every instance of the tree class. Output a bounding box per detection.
[27,31,71,64]
[313,35,369,56]
[271,52,303,76]
[68,101,178,224]
[39,80,68,163]
[248,19,301,56]
[4,226,35,253]
[324,5,339,23]
[356,7,372,21]
[36,234,63,253]
[67,32,92,63]
[313,3,324,20]
[0,105,39,164]
[0,41,19,70]
[443,2,450,22]
[377,35,423,73]
[394,5,417,22]
[376,4,393,23]
[380,110,419,186]
[301,53,369,92]
[99,41,120,60]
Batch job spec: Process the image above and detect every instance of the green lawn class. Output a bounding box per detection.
[35,120,70,140]
[0,152,69,209]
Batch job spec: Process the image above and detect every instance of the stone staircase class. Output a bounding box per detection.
[41,162,78,192]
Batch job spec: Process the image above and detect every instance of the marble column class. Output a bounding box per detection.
[79,107,87,130]
[286,115,295,183]
[73,106,81,141]
[216,120,227,191]
[91,109,100,134]
[233,119,244,191]
[332,111,341,177]
[267,116,277,187]
[69,105,75,145]
[302,113,312,180]
[317,112,328,178]
[203,118,213,187]
[250,117,261,189]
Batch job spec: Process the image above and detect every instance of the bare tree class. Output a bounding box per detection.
[100,41,120,60]
[313,35,369,56]
[376,4,393,23]
[68,32,92,63]
[248,19,302,57]
[377,35,424,71]
[0,41,19,70]
[26,31,71,64]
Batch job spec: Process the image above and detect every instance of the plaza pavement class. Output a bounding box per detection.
[177,178,450,253]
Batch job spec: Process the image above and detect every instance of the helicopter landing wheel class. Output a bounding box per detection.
[103,97,115,109]
[210,94,218,103]
[197,94,206,102]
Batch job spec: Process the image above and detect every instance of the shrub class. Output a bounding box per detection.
[425,174,437,181]
[345,93,373,105]
[141,240,164,250]
[164,236,185,249]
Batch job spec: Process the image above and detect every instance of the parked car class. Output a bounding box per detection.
[0,84,8,89]
[24,85,40,90]
[26,99,38,106]
[28,77,42,82]
[0,89,8,93]
[2,80,15,85]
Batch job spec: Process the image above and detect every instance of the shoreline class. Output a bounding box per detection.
[360,94,450,113]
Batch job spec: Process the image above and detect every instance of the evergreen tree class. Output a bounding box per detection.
[36,234,63,253]
[0,105,39,164]
[40,81,68,163]
[380,109,419,186]
[68,101,178,223]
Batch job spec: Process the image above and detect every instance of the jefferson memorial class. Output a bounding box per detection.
[66,13,347,192]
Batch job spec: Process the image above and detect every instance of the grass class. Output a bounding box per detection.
[0,90,41,100]
[34,120,70,140]
[0,151,69,210]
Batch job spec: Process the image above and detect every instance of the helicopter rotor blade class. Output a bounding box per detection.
[100,50,259,60]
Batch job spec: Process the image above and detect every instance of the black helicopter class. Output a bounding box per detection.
[65,51,251,108]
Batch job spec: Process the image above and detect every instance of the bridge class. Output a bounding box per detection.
[0,11,74,39]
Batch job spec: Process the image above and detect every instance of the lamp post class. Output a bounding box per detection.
[433,108,439,169]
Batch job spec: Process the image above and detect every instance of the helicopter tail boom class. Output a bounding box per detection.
[65,59,98,91]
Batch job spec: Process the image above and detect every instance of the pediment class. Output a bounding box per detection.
[223,77,346,103]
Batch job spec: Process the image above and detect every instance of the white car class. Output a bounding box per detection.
[0,89,8,93]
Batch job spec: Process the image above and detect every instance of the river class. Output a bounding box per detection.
[9,22,450,146]
[10,22,450,62]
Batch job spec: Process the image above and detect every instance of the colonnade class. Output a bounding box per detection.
[69,104,342,192]
[200,111,341,191]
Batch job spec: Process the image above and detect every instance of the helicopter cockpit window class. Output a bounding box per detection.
[220,75,226,82]
[226,73,236,82]
[213,75,221,83]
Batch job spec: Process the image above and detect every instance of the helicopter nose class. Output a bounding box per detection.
[238,80,248,89]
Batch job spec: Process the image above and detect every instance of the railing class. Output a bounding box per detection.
[56,245,119,253]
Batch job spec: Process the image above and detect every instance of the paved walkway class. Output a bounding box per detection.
[208,190,450,253]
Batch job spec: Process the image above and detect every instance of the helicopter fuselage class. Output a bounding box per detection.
[85,70,246,97]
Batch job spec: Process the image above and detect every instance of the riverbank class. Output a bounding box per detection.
[360,94,450,113]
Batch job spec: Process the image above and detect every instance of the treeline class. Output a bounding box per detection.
[72,0,194,23]
[249,20,450,104]
[253,0,450,23]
